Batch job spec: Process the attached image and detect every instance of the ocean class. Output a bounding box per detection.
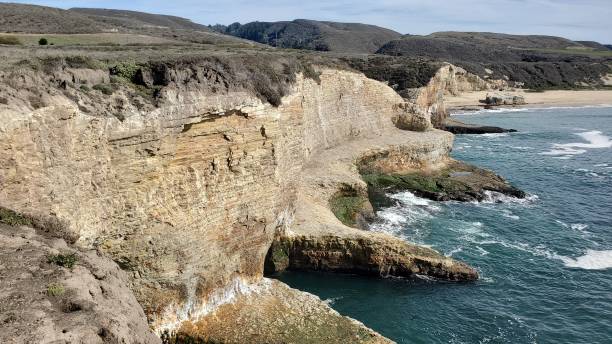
[277,106,612,343]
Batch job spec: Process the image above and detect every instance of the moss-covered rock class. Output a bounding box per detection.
[362,160,525,202]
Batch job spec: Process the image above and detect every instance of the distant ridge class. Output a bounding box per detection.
[0,3,256,46]
[214,19,402,54]
[0,3,107,33]
[69,8,211,31]
[375,32,602,62]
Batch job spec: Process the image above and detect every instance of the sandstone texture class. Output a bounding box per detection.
[0,60,482,341]
[266,129,478,281]
[0,221,159,344]
[409,64,508,127]
[173,279,391,344]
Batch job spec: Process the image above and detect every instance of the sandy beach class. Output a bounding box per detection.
[445,90,612,112]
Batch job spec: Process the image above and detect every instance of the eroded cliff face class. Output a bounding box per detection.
[409,64,508,127]
[0,65,439,337]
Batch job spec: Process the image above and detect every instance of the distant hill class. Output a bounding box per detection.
[575,41,611,51]
[69,8,210,31]
[376,32,612,90]
[376,32,600,62]
[215,20,402,53]
[604,44,612,50]
[0,3,256,46]
[0,3,107,33]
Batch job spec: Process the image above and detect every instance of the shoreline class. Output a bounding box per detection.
[445,90,612,114]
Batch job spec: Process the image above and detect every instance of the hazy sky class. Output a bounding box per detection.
[6,0,612,43]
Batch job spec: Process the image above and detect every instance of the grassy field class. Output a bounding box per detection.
[0,32,182,46]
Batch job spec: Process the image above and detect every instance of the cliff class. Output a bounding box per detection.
[0,217,159,344]
[405,63,507,127]
[0,57,479,342]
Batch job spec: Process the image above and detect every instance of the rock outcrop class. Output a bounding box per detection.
[173,279,391,344]
[481,93,527,106]
[361,160,526,203]
[0,220,159,344]
[408,64,506,127]
[0,60,483,341]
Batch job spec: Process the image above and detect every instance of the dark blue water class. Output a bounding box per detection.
[278,106,612,343]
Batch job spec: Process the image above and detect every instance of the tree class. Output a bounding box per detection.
[38,38,48,45]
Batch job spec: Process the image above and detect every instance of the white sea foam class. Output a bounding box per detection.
[323,296,344,306]
[389,191,432,207]
[451,108,529,116]
[480,133,509,138]
[541,131,612,157]
[446,247,463,257]
[561,250,612,270]
[502,210,520,220]
[369,192,440,240]
[570,223,588,231]
[481,191,539,204]
[452,104,612,117]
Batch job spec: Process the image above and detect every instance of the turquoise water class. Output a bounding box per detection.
[278,106,612,343]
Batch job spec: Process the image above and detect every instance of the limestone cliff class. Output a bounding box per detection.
[408,64,508,127]
[0,60,476,342]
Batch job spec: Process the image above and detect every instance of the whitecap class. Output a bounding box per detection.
[594,163,608,167]
[476,246,489,256]
[480,133,509,138]
[570,223,588,231]
[502,211,520,220]
[561,250,612,270]
[541,131,612,157]
[446,247,463,257]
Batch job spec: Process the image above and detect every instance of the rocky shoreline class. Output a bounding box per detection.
[0,55,524,343]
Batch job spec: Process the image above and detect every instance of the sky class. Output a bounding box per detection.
[6,0,612,43]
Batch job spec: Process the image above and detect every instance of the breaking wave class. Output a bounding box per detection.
[451,108,529,116]
[560,250,612,270]
[369,191,440,240]
[541,131,612,157]
[481,191,539,204]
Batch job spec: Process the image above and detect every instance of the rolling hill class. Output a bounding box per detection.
[0,3,256,46]
[215,19,402,54]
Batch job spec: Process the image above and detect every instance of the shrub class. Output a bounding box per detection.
[110,62,140,81]
[93,83,115,95]
[65,56,103,70]
[0,207,33,226]
[47,283,65,297]
[0,36,21,45]
[48,253,78,269]
[38,38,48,46]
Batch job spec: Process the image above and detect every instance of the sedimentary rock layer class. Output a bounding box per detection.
[0,61,478,340]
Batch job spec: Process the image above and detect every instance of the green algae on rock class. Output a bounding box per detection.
[361,160,525,202]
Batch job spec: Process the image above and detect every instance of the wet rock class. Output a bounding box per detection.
[361,160,525,203]
[442,118,517,134]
